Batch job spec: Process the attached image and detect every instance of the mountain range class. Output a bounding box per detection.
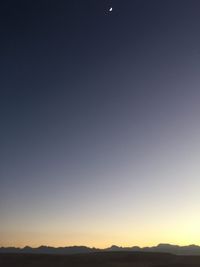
[1,244,200,255]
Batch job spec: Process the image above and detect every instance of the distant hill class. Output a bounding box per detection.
[0,246,99,255]
[1,244,200,255]
[107,243,200,255]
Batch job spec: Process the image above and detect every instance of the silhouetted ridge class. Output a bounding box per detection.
[1,244,200,255]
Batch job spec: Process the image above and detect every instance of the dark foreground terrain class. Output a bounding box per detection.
[1,252,200,267]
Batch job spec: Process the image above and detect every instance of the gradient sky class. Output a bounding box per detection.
[1,0,200,248]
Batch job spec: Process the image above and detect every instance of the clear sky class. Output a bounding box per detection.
[1,0,200,248]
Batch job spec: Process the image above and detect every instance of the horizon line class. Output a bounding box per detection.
[1,243,200,249]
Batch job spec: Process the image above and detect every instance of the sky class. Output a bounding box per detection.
[1,0,200,248]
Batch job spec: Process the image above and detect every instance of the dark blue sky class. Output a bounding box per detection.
[1,0,200,247]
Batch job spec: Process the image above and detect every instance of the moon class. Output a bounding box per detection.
[109,7,113,12]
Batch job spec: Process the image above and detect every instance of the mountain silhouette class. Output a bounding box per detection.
[1,244,200,255]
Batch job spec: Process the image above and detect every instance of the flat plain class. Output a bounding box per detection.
[1,252,200,267]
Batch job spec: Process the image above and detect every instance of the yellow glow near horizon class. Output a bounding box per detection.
[1,218,200,248]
